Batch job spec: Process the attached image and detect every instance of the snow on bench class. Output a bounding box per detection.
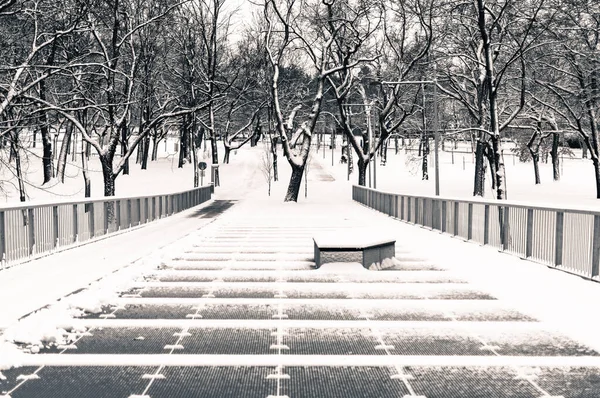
[313,231,396,270]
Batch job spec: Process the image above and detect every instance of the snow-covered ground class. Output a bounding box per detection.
[3,139,600,375]
[317,141,600,209]
[3,136,600,210]
[0,137,218,204]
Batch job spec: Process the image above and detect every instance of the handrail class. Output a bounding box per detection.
[0,185,213,269]
[355,185,600,216]
[353,185,600,282]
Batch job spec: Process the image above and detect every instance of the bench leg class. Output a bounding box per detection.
[362,244,395,269]
[314,242,321,268]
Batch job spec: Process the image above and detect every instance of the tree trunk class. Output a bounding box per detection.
[151,134,159,161]
[531,151,541,184]
[491,137,507,199]
[99,153,116,224]
[473,139,486,196]
[141,135,150,170]
[210,136,218,164]
[551,133,560,181]
[284,163,305,202]
[271,136,278,181]
[41,126,53,184]
[223,145,231,164]
[483,144,497,190]
[422,136,429,180]
[39,79,54,184]
[82,142,91,198]
[357,158,367,186]
[11,137,26,202]
[178,119,187,168]
[71,130,77,161]
[39,126,54,187]
[99,154,116,197]
[593,158,600,199]
[192,129,199,188]
[120,124,129,175]
[57,123,73,183]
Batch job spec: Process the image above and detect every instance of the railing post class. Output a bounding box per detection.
[103,202,109,234]
[127,199,132,227]
[52,205,59,248]
[467,203,473,240]
[394,195,398,218]
[400,196,405,220]
[152,197,156,220]
[72,204,78,243]
[591,214,600,278]
[137,198,142,225]
[484,205,490,245]
[501,206,510,251]
[0,211,5,265]
[526,208,534,258]
[441,201,447,233]
[144,198,149,223]
[28,208,35,255]
[555,211,564,266]
[89,203,95,238]
[159,197,163,218]
[415,199,419,224]
[453,202,459,236]
[116,200,121,230]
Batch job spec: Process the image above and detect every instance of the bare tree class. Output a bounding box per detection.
[327,0,430,186]
[260,140,274,196]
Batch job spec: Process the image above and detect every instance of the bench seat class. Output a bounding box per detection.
[313,232,396,269]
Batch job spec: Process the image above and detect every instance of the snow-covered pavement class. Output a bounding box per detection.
[3,147,600,396]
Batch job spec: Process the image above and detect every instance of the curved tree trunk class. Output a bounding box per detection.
[223,144,231,164]
[284,163,305,202]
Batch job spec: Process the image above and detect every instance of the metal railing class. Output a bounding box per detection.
[0,185,213,268]
[353,185,600,281]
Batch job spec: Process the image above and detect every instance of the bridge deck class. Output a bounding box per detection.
[2,184,600,398]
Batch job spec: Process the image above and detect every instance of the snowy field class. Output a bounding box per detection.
[2,136,599,211]
[320,142,600,209]
[0,137,260,205]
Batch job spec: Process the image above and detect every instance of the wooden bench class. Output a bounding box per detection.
[313,232,396,269]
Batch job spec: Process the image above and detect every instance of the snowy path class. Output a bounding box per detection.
[3,179,600,398]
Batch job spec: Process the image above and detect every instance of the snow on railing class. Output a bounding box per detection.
[353,185,600,282]
[0,185,213,269]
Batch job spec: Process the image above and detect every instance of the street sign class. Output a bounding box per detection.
[198,162,207,170]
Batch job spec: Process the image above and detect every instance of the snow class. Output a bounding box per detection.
[3,140,600,374]
[322,141,600,209]
[313,230,395,248]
